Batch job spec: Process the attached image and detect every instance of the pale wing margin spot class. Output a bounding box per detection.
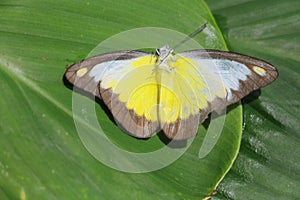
[253,66,267,76]
[76,67,88,77]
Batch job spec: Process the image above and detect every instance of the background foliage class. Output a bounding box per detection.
[0,0,299,199]
[207,0,300,199]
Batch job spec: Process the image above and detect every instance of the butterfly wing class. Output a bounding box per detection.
[65,51,161,138]
[98,54,162,138]
[157,53,228,140]
[160,50,278,139]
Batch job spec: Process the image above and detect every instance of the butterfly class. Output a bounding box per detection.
[64,44,278,140]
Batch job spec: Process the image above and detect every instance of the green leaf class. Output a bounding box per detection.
[0,1,242,199]
[207,0,300,199]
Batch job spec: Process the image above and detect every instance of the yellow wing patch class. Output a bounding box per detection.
[126,84,159,121]
[132,55,156,68]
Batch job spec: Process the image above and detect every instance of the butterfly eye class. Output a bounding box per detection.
[155,48,161,56]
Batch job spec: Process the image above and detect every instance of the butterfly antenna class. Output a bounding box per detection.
[172,22,208,50]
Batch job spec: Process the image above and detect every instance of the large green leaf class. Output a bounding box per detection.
[0,1,241,199]
[207,0,300,199]
[1,0,298,199]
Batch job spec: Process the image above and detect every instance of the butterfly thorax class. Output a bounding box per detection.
[155,45,177,72]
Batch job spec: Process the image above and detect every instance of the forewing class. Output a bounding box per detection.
[64,50,148,98]
[178,50,278,112]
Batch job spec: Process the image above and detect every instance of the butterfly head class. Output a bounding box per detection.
[155,45,177,72]
[156,45,174,62]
